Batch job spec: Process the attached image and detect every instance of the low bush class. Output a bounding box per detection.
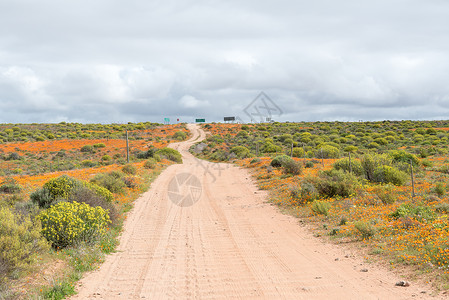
[305,161,314,168]
[173,131,187,141]
[389,150,420,167]
[311,200,331,216]
[250,158,261,164]
[390,203,435,223]
[291,147,305,158]
[230,146,250,159]
[122,164,137,175]
[354,221,376,239]
[316,145,340,159]
[67,187,117,225]
[373,165,408,186]
[155,148,182,163]
[30,188,54,209]
[314,169,358,198]
[361,153,392,182]
[81,160,96,167]
[80,145,94,153]
[143,158,157,169]
[299,179,319,203]
[90,172,126,194]
[434,182,446,196]
[0,182,22,194]
[136,146,157,159]
[375,184,396,204]
[0,206,49,281]
[270,155,292,168]
[82,182,114,203]
[38,201,111,248]
[333,157,364,176]
[282,159,303,175]
[43,175,78,200]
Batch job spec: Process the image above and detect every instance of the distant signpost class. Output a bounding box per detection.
[164,118,170,124]
[195,118,205,123]
[224,117,235,122]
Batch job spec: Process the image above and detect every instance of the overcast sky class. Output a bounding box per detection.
[1,0,449,124]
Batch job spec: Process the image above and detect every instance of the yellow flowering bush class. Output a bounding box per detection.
[43,175,78,200]
[0,206,49,281]
[37,201,111,248]
[82,182,113,202]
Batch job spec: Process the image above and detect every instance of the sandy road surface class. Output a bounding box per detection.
[72,124,442,299]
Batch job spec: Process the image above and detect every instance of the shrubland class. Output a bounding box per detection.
[0,123,186,298]
[196,120,449,289]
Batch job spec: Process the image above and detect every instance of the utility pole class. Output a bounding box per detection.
[126,130,130,163]
[410,159,415,200]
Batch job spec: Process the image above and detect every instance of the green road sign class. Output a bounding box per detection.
[164,118,170,124]
[195,118,205,123]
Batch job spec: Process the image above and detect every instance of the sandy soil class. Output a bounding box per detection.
[71,124,444,299]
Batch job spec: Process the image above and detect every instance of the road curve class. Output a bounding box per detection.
[71,124,440,299]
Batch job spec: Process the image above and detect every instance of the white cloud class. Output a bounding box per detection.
[0,0,448,122]
[179,95,209,108]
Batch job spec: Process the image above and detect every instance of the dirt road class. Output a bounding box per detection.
[72,124,440,299]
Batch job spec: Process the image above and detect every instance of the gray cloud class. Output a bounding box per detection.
[0,0,449,123]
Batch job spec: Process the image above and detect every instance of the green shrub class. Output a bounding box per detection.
[389,150,420,167]
[438,165,449,174]
[43,175,78,200]
[305,161,314,168]
[0,206,49,281]
[282,159,302,175]
[354,221,376,239]
[30,188,54,209]
[375,184,396,204]
[270,155,292,167]
[263,142,282,153]
[143,158,157,169]
[101,155,111,161]
[230,146,250,159]
[314,169,358,198]
[435,203,449,214]
[333,157,363,176]
[90,172,126,194]
[38,201,111,248]
[299,179,319,203]
[155,148,182,163]
[311,200,331,216]
[373,165,408,186]
[435,182,446,196]
[93,143,106,148]
[250,158,261,164]
[0,180,22,194]
[82,182,114,203]
[80,145,94,153]
[136,146,156,159]
[81,160,96,167]
[173,131,187,141]
[360,153,392,182]
[67,186,117,225]
[390,203,435,223]
[291,147,305,158]
[122,164,137,175]
[316,145,340,159]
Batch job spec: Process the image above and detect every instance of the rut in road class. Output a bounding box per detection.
[71,124,441,299]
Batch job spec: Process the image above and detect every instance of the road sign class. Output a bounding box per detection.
[224,117,235,121]
[195,119,205,123]
[164,118,170,124]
